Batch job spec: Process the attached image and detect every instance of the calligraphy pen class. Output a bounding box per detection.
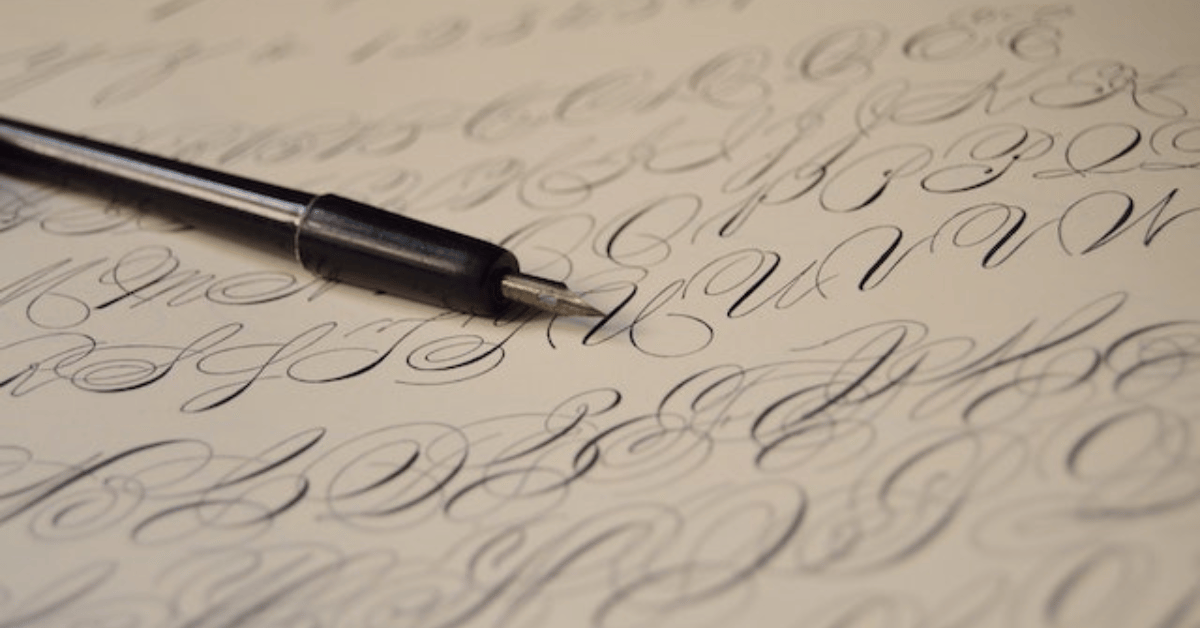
[0,115,602,318]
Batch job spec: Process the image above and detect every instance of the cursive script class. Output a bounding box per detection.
[2,1,1198,627]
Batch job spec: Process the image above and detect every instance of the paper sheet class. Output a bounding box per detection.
[2,0,1199,626]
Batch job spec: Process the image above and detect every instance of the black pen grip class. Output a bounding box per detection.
[297,195,518,316]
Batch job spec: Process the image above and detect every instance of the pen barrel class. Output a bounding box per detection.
[0,115,522,316]
[0,115,307,257]
[298,194,518,316]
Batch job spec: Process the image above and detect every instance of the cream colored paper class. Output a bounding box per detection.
[2,1,1199,626]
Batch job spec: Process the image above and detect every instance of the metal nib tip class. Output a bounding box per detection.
[500,273,604,317]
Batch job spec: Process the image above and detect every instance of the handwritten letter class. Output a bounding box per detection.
[2,1,1199,626]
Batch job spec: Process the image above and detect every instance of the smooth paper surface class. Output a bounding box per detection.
[2,1,1199,626]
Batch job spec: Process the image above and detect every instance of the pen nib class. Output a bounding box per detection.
[500,273,604,317]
